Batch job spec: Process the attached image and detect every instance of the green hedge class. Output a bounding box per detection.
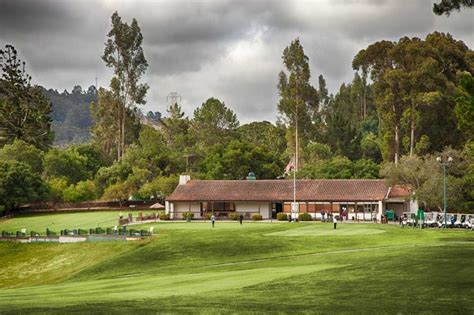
[78,229,88,235]
[277,212,288,221]
[252,214,263,221]
[229,213,240,220]
[299,213,313,221]
[182,212,194,220]
[160,213,171,220]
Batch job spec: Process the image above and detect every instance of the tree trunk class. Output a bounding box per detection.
[117,100,121,161]
[121,104,126,159]
[394,123,400,165]
[409,117,415,156]
[409,102,415,157]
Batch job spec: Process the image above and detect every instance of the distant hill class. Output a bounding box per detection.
[42,85,97,147]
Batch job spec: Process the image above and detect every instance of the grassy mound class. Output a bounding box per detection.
[0,213,473,313]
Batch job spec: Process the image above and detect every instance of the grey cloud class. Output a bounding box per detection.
[0,0,472,123]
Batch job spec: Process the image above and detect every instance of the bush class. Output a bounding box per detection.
[95,227,105,234]
[182,212,195,220]
[299,213,313,221]
[277,212,288,221]
[252,214,263,221]
[159,212,170,220]
[77,229,87,235]
[204,213,212,220]
[229,212,240,220]
[46,228,57,237]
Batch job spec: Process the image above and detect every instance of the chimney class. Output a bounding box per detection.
[179,174,191,185]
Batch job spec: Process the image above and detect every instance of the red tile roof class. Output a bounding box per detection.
[167,179,389,202]
[388,185,412,198]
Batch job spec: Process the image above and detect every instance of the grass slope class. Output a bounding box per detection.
[0,213,473,313]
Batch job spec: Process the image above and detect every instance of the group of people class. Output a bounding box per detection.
[210,214,245,228]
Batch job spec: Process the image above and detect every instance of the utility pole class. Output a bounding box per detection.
[437,156,453,229]
[293,81,299,221]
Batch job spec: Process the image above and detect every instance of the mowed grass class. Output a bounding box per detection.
[0,210,155,233]
[0,212,473,314]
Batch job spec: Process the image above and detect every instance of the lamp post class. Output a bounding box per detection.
[436,156,453,229]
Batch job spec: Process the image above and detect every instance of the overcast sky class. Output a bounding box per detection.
[0,0,472,123]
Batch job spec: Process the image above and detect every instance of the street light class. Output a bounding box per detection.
[436,156,453,229]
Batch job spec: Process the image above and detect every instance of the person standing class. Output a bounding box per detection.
[333,215,337,230]
[211,214,216,228]
[239,214,244,225]
[320,210,325,222]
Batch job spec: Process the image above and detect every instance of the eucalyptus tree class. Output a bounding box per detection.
[102,11,149,160]
[277,38,319,169]
[353,32,473,163]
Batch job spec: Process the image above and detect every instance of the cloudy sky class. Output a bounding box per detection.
[0,0,472,123]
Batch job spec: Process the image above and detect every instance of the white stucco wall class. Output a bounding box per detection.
[172,202,201,219]
[235,202,271,219]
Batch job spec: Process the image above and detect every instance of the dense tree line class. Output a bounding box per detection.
[0,11,472,214]
[43,85,97,146]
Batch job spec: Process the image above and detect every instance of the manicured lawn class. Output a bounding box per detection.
[0,210,155,233]
[0,213,473,313]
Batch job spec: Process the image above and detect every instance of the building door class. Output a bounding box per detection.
[272,202,283,219]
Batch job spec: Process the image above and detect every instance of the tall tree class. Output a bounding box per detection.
[191,97,239,150]
[0,45,53,150]
[0,139,44,173]
[0,160,48,213]
[433,0,473,15]
[91,88,120,162]
[277,38,319,169]
[353,33,473,163]
[102,11,149,160]
[454,72,474,139]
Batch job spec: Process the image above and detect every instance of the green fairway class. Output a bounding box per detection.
[0,212,473,313]
[0,210,155,233]
[267,223,386,236]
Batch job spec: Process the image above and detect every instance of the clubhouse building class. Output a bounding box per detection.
[165,175,417,220]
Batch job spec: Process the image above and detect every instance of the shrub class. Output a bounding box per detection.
[182,212,195,220]
[204,213,212,220]
[252,214,263,221]
[77,229,87,235]
[46,228,56,237]
[159,212,170,220]
[229,212,240,220]
[299,213,313,221]
[95,227,105,234]
[277,212,288,221]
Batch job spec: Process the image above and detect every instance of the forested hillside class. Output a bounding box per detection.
[42,85,97,146]
[0,10,472,214]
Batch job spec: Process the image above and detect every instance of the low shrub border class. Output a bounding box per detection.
[277,212,288,221]
[299,213,312,221]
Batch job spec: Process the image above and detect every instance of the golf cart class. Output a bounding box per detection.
[453,214,465,228]
[437,214,454,228]
[424,212,438,228]
[461,215,473,229]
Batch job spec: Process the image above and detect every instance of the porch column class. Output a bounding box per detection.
[377,200,383,222]
[355,202,358,222]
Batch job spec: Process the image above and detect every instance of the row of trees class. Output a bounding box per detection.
[0,8,472,213]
